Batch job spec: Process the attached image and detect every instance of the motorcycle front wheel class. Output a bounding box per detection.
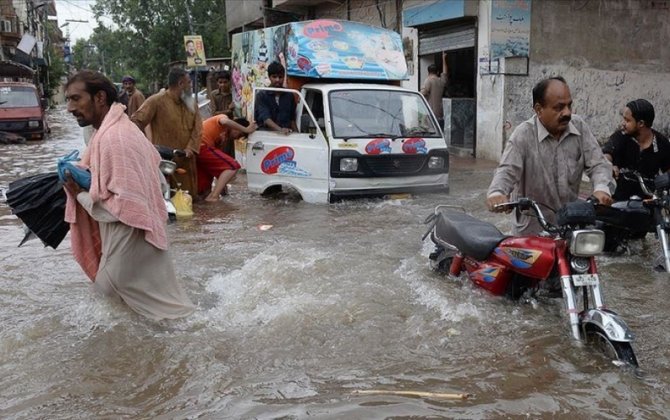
[585,325,638,367]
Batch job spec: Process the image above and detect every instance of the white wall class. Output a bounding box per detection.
[504,65,670,144]
[475,0,506,161]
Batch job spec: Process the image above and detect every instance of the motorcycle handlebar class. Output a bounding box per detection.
[493,198,557,233]
[617,168,654,197]
[155,145,187,160]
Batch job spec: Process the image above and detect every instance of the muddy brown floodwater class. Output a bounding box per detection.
[1,107,669,418]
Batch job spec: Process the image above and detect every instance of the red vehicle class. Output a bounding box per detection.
[0,81,48,140]
[425,197,638,367]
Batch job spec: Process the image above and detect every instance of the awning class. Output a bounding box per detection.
[404,0,475,27]
[0,60,35,78]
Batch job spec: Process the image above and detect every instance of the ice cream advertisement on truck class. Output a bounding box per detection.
[230,20,408,120]
[286,20,408,80]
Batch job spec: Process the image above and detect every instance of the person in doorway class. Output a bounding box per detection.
[63,70,194,320]
[254,61,296,135]
[197,115,257,202]
[121,75,145,116]
[131,68,202,200]
[420,52,448,129]
[602,99,670,201]
[209,70,235,118]
[486,76,615,235]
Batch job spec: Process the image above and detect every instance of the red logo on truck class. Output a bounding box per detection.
[262,146,295,174]
[402,137,428,154]
[365,138,392,155]
[303,20,343,39]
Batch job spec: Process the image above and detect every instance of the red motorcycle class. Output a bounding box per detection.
[424,197,638,366]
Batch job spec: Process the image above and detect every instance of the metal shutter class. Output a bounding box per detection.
[418,23,475,55]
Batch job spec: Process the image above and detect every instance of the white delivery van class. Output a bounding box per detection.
[232,20,449,203]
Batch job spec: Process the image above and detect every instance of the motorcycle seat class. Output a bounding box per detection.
[435,210,508,260]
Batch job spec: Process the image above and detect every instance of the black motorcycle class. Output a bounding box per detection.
[595,169,670,272]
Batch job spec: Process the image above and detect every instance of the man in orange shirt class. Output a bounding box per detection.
[198,115,257,202]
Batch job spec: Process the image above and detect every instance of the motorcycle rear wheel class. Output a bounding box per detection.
[585,326,638,367]
[429,246,454,274]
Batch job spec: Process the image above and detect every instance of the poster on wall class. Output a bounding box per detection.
[490,0,531,59]
[184,35,207,67]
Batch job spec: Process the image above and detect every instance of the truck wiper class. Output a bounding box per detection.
[404,129,439,137]
[343,132,403,142]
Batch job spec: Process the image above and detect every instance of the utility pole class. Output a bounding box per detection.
[184,0,198,99]
[396,0,403,33]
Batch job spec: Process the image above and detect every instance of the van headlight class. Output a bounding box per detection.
[339,158,358,172]
[28,120,40,128]
[569,229,605,256]
[428,156,445,169]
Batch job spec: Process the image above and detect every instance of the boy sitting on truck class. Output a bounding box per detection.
[254,61,297,135]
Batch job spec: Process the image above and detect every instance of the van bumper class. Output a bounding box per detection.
[329,173,449,197]
[0,121,46,140]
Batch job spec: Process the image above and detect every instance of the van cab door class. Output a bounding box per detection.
[246,87,330,203]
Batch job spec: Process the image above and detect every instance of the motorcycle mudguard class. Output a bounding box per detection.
[580,308,635,342]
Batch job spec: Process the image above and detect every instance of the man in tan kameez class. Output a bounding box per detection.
[121,75,145,116]
[63,70,194,320]
[131,68,202,198]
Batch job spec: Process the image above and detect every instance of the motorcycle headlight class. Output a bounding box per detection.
[569,229,605,257]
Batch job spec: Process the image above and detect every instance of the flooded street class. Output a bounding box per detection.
[1,107,670,418]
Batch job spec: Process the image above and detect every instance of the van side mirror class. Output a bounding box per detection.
[40,98,48,110]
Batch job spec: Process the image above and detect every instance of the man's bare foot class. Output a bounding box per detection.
[204,195,220,202]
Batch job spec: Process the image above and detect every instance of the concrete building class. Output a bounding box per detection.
[226,0,670,162]
[0,0,60,99]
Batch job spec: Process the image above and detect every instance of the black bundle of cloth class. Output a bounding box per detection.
[5,172,69,249]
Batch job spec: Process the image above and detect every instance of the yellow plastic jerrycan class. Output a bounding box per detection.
[171,188,193,218]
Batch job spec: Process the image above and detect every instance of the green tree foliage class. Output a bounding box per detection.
[71,26,136,86]
[80,0,228,93]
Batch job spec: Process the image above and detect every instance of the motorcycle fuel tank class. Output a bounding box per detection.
[491,236,557,279]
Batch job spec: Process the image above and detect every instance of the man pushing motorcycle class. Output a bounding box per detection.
[601,99,670,201]
[486,76,615,235]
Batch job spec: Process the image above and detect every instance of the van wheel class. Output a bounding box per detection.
[261,185,283,197]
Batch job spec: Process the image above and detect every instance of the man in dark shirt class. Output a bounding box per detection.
[602,99,670,200]
[254,61,296,135]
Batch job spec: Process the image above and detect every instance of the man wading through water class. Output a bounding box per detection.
[64,70,194,320]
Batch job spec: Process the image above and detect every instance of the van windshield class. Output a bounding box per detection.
[0,86,39,108]
[329,89,439,139]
